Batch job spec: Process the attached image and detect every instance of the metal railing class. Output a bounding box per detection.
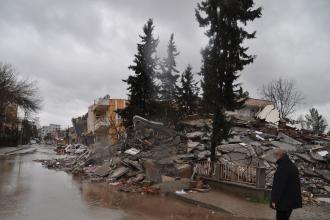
[194,159,212,176]
[217,163,256,185]
[194,160,266,188]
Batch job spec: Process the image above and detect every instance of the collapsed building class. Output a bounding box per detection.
[72,95,127,145]
[42,98,329,204]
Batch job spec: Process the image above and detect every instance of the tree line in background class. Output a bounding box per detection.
[119,19,200,126]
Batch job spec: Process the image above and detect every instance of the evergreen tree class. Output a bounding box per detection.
[121,19,159,125]
[159,33,180,102]
[176,65,199,116]
[195,0,261,162]
[157,34,180,122]
[305,108,328,135]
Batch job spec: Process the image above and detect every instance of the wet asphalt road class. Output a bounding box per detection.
[0,145,231,220]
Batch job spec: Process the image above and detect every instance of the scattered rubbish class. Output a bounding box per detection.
[124,148,140,155]
[318,150,328,157]
[175,189,187,195]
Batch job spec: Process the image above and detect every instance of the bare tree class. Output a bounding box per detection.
[261,78,304,119]
[0,63,42,120]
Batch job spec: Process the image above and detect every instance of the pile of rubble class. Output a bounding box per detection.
[40,116,210,194]
[54,143,87,155]
[39,114,329,203]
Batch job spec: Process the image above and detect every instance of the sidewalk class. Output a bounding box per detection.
[0,145,36,156]
[171,189,330,220]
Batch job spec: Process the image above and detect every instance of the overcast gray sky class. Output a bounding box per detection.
[0,0,329,128]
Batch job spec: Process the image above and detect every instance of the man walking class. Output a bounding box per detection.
[271,148,302,220]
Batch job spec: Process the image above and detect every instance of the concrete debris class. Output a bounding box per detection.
[63,144,87,155]
[187,141,200,153]
[278,132,302,145]
[256,104,280,125]
[38,114,329,204]
[302,191,321,205]
[124,148,140,155]
[186,131,204,139]
[94,164,111,177]
[318,150,329,157]
[158,176,190,193]
[256,134,265,141]
[109,167,129,179]
[271,141,297,152]
[175,189,187,195]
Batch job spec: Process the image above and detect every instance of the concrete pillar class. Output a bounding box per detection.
[215,163,221,180]
[256,167,266,188]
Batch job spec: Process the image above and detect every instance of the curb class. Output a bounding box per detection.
[168,192,233,215]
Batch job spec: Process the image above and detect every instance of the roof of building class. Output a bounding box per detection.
[244,98,273,108]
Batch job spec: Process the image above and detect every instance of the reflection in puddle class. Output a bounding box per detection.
[0,146,244,220]
[80,181,236,220]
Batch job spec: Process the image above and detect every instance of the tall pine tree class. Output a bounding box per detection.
[196,0,261,162]
[121,19,159,125]
[176,64,199,116]
[159,33,180,102]
[158,34,180,122]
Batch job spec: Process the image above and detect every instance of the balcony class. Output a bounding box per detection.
[94,118,110,133]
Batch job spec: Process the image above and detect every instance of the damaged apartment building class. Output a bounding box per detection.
[86,95,126,145]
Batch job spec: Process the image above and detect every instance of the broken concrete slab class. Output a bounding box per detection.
[133,115,177,136]
[175,164,192,178]
[178,154,196,160]
[143,160,162,183]
[186,131,204,139]
[158,176,190,193]
[132,173,145,183]
[122,158,143,171]
[227,135,241,143]
[178,119,212,129]
[278,132,302,145]
[109,167,129,179]
[323,186,330,193]
[315,170,330,182]
[197,150,211,159]
[125,148,140,155]
[94,164,111,177]
[187,141,200,153]
[296,153,315,163]
[256,104,280,124]
[309,151,327,162]
[271,141,297,151]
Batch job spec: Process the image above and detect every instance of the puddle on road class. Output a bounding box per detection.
[80,181,234,220]
[0,146,244,220]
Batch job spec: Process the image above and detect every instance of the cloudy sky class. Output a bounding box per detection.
[0,0,329,128]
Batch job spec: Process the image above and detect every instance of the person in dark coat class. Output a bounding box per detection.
[271,148,302,220]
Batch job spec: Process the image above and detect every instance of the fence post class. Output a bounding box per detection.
[256,167,266,188]
[215,162,220,180]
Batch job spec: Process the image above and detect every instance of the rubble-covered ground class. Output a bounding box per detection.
[38,115,330,206]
